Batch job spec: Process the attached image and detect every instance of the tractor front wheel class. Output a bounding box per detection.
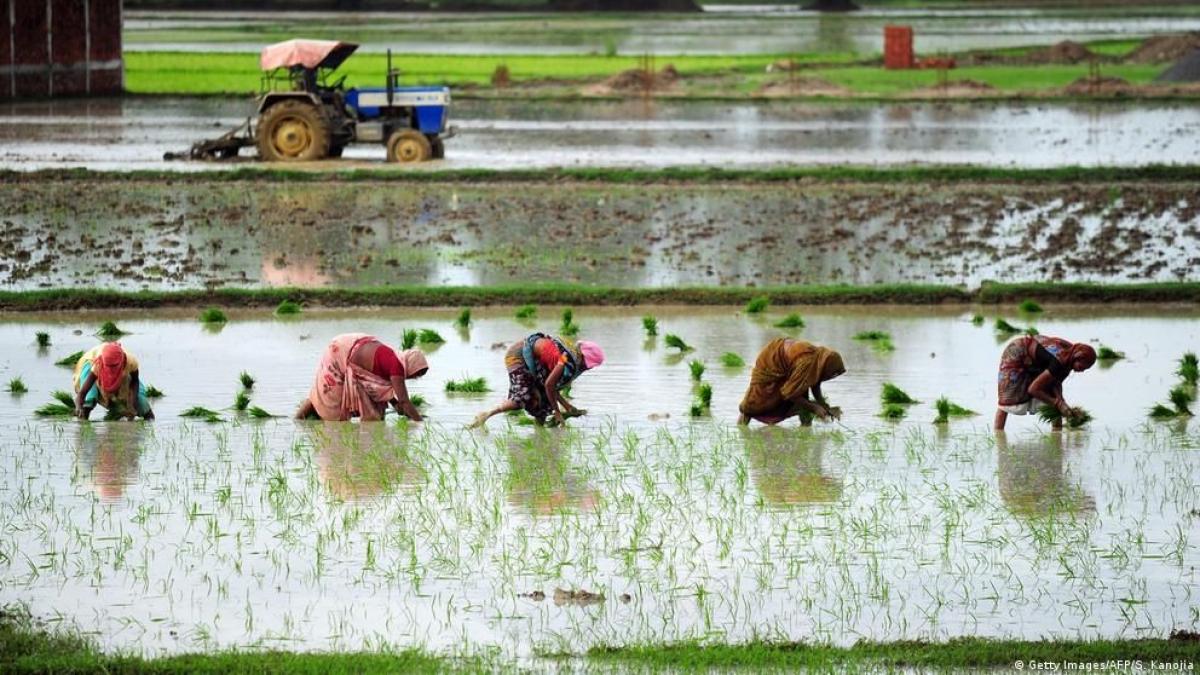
[386,129,432,163]
[256,100,331,162]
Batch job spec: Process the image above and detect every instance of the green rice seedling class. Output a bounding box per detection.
[664,334,693,352]
[417,329,445,345]
[35,332,50,347]
[971,314,984,326]
[698,383,713,408]
[774,313,805,329]
[932,396,975,424]
[689,360,705,382]
[234,391,250,411]
[247,406,276,419]
[689,403,705,417]
[1038,404,1092,428]
[103,405,126,421]
[180,406,221,419]
[720,352,744,368]
[1018,299,1043,313]
[34,402,73,417]
[994,318,1022,335]
[1097,346,1125,361]
[642,315,658,337]
[879,403,907,420]
[560,308,580,337]
[854,330,895,352]
[410,394,426,409]
[402,329,418,350]
[199,307,227,324]
[96,321,128,339]
[1169,385,1195,416]
[515,304,536,319]
[6,377,27,394]
[55,350,84,367]
[1178,352,1199,385]
[745,296,769,314]
[275,299,302,316]
[145,385,163,399]
[1149,404,1179,420]
[881,383,917,405]
[239,371,255,390]
[1024,326,1040,336]
[455,308,472,329]
[445,377,490,393]
[51,390,74,407]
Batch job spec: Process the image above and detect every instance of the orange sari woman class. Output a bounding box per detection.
[738,338,845,426]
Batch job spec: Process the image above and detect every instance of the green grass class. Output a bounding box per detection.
[1038,404,1092,428]
[180,406,222,423]
[698,382,713,408]
[745,296,769,314]
[34,331,50,347]
[1178,352,1199,386]
[515,304,537,319]
[0,604,484,674]
[994,318,1022,335]
[1150,403,1179,420]
[239,371,255,390]
[719,352,744,368]
[247,406,277,419]
[54,350,84,367]
[933,396,975,424]
[445,377,490,394]
[881,383,917,405]
[455,308,472,329]
[96,321,128,339]
[664,334,693,352]
[641,315,658,337]
[198,307,227,324]
[560,308,580,337]
[971,314,984,326]
[5,281,1200,312]
[274,299,302,316]
[774,313,805,329]
[33,403,73,417]
[6,377,27,394]
[585,636,1200,669]
[688,359,705,382]
[1018,299,1043,313]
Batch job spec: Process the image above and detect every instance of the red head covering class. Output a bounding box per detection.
[1070,343,1097,370]
[96,343,127,393]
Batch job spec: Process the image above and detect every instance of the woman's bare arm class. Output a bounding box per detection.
[390,375,423,422]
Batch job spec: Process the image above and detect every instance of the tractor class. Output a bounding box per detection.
[180,39,452,163]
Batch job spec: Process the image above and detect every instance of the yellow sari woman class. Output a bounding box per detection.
[738,338,845,426]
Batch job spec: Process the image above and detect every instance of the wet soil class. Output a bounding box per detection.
[0,178,1195,291]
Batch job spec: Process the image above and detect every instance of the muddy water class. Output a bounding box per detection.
[125,8,1200,55]
[4,97,1200,170]
[0,307,1197,658]
[3,179,1196,290]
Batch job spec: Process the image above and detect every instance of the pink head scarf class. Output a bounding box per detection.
[400,349,429,378]
[577,340,605,370]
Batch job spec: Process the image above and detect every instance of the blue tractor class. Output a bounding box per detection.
[183,39,451,163]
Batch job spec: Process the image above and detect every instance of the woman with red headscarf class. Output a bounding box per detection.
[73,343,154,420]
[995,335,1096,430]
[295,333,429,422]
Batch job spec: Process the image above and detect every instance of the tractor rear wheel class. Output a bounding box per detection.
[386,129,432,163]
[430,137,445,160]
[256,100,331,162]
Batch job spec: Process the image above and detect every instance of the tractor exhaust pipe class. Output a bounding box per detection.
[387,48,394,107]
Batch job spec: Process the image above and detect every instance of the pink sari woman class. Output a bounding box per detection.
[296,333,428,422]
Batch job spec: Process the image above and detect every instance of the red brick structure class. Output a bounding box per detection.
[2,0,123,99]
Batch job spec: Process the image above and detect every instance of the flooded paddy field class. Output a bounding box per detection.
[1,177,1196,290]
[3,97,1200,171]
[0,306,1197,662]
[125,6,1200,55]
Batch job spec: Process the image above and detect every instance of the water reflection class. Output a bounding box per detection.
[310,423,423,501]
[503,431,598,515]
[742,426,843,507]
[73,423,145,502]
[996,432,1095,518]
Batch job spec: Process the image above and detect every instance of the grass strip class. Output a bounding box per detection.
[2,282,1198,312]
[7,165,1200,186]
[584,636,1200,669]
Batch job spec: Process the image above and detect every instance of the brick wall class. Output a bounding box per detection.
[2,0,124,99]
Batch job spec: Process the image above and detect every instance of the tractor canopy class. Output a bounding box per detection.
[260,39,359,72]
